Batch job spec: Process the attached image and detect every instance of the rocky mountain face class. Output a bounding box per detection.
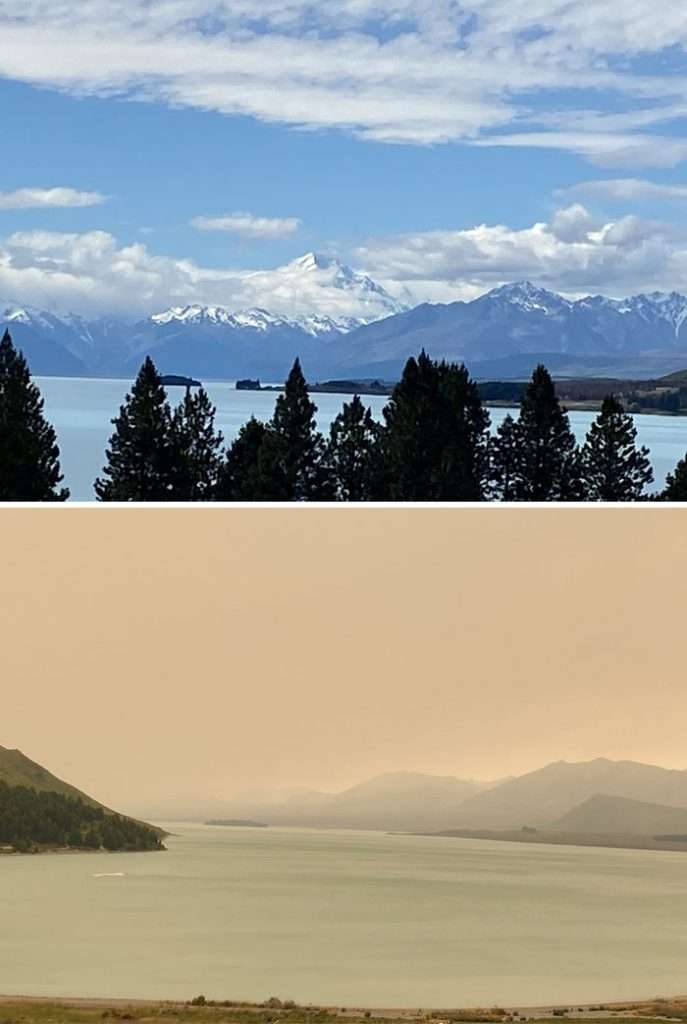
[330,283,687,379]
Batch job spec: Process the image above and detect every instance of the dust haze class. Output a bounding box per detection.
[2,508,685,819]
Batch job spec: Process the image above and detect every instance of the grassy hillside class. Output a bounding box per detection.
[551,794,687,835]
[0,745,108,806]
[0,744,166,845]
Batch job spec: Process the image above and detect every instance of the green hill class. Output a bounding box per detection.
[657,368,687,386]
[0,745,165,852]
[0,745,109,806]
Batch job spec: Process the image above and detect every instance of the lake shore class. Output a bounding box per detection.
[419,829,687,853]
[2,994,687,1023]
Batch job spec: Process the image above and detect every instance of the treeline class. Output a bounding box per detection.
[4,326,687,501]
[0,779,165,853]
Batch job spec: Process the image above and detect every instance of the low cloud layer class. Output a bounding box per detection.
[357,204,687,302]
[0,233,396,319]
[2,1,687,161]
[4,203,687,317]
[563,179,687,203]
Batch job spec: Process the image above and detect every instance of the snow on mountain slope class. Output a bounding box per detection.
[231,251,408,323]
[150,304,362,336]
[487,282,574,316]
[7,272,687,379]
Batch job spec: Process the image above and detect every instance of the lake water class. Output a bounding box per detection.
[34,376,687,500]
[2,824,687,1006]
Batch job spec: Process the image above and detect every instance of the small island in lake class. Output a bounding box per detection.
[161,374,201,387]
[206,818,269,828]
[236,376,393,395]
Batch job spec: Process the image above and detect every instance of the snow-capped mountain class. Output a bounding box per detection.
[149,304,361,336]
[330,282,687,378]
[7,275,687,380]
[193,251,408,325]
[486,281,574,316]
[262,252,406,321]
[0,252,405,377]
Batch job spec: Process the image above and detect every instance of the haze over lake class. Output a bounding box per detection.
[1,824,684,1007]
[37,376,687,500]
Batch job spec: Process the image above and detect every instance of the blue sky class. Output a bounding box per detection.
[2,1,687,318]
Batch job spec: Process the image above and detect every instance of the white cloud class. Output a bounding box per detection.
[0,187,107,210]
[191,212,301,238]
[473,133,687,169]
[0,232,398,320]
[563,179,687,202]
[356,204,687,301]
[0,1,686,161]
[6,204,687,320]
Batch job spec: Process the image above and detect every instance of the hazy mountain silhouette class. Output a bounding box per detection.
[451,758,687,829]
[551,794,687,835]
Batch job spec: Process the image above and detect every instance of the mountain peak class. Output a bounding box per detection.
[291,251,340,273]
[487,280,571,313]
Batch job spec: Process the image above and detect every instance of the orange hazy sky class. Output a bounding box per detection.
[2,508,686,816]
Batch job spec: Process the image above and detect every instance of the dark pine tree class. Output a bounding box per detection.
[580,395,653,500]
[502,364,583,501]
[434,360,490,499]
[662,454,687,501]
[95,356,176,500]
[170,387,224,500]
[327,395,385,501]
[382,351,489,500]
[489,413,519,501]
[257,358,332,500]
[0,330,69,501]
[217,417,269,500]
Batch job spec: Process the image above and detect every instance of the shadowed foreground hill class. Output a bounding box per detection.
[0,745,165,853]
[0,782,166,853]
[450,759,687,829]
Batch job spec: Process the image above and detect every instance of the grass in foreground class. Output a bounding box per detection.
[3,997,687,1024]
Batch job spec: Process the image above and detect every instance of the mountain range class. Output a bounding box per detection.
[7,255,687,380]
[183,758,687,838]
[7,746,687,844]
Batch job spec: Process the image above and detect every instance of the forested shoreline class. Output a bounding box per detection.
[2,328,687,501]
[0,780,165,853]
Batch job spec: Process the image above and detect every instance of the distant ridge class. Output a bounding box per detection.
[160,771,493,832]
[450,758,687,829]
[550,793,687,835]
[181,759,687,836]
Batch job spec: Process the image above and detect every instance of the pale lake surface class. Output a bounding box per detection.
[36,376,687,500]
[2,824,687,1006]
